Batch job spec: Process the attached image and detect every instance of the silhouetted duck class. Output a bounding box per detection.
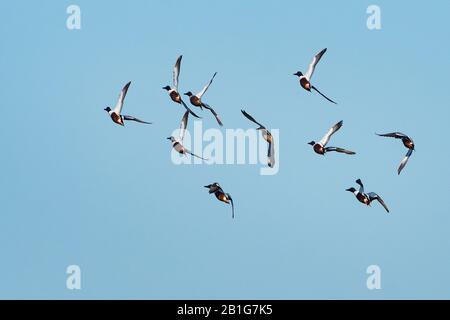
[308,120,355,155]
[294,48,337,104]
[376,132,415,175]
[346,179,389,213]
[204,183,234,218]
[104,81,151,126]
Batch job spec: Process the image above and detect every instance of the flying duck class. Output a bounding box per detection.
[204,183,234,218]
[184,72,223,126]
[346,179,390,213]
[162,55,200,118]
[294,48,337,104]
[167,110,207,160]
[308,120,355,155]
[104,81,152,126]
[376,132,415,175]
[241,109,275,168]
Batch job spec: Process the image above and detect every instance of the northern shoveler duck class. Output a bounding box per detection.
[163,55,200,118]
[241,109,275,168]
[308,120,355,155]
[346,179,390,213]
[184,72,223,126]
[376,132,415,175]
[294,48,337,104]
[167,110,207,160]
[104,81,152,126]
[204,183,234,218]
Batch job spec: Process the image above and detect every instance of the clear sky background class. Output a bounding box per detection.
[0,1,449,299]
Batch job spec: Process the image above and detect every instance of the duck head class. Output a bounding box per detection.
[308,141,316,146]
[293,71,303,77]
[184,91,193,97]
[346,187,356,193]
[104,107,111,112]
[205,182,220,189]
[204,183,221,194]
[167,136,175,142]
[162,85,171,91]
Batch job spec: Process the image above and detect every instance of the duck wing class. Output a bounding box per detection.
[173,55,182,91]
[319,120,343,146]
[311,85,337,104]
[226,193,234,219]
[398,148,413,175]
[376,132,409,140]
[241,109,265,129]
[196,72,217,98]
[185,148,207,161]
[113,81,131,114]
[368,192,390,213]
[178,111,189,142]
[325,146,355,155]
[268,140,275,168]
[123,115,152,124]
[355,179,364,194]
[305,48,327,80]
[203,103,223,126]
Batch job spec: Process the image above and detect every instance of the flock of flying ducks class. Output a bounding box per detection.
[104,49,415,217]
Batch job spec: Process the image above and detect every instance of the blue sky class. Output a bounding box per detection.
[0,0,449,299]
